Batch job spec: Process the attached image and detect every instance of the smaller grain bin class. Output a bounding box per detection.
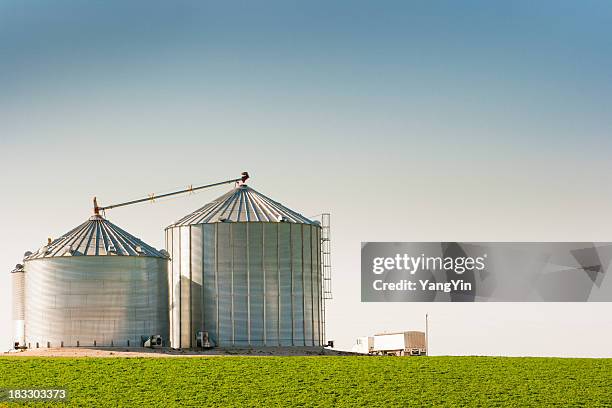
[11,263,26,348]
[23,214,169,348]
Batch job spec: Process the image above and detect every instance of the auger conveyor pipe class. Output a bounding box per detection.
[94,172,249,213]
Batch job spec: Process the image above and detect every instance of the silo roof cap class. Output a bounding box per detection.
[25,215,166,260]
[11,264,24,273]
[167,184,316,227]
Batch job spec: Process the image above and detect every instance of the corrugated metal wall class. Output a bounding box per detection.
[24,257,169,347]
[11,269,25,346]
[167,222,323,348]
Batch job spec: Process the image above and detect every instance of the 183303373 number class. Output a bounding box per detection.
[1,388,68,401]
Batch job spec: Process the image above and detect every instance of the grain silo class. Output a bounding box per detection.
[23,213,169,348]
[11,263,26,348]
[166,184,324,348]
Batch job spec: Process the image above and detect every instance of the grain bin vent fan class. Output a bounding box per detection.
[143,335,163,348]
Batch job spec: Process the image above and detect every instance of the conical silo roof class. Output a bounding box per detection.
[25,215,166,260]
[168,184,316,227]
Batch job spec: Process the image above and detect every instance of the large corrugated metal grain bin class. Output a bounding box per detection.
[166,184,323,348]
[23,215,169,347]
[11,263,26,348]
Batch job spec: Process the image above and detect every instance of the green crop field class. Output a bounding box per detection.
[0,356,610,407]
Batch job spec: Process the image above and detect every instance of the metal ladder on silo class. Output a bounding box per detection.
[322,213,332,300]
[321,213,332,345]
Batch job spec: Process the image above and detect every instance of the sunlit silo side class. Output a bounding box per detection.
[11,263,26,348]
[166,184,324,348]
[23,214,169,348]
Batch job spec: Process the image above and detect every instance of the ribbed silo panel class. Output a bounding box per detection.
[248,224,264,345]
[291,225,305,345]
[303,226,313,346]
[202,224,217,346]
[180,227,191,348]
[11,269,25,346]
[166,229,173,347]
[311,226,320,345]
[190,226,203,341]
[12,271,25,320]
[278,224,292,346]
[171,228,181,347]
[263,224,279,345]
[217,224,232,345]
[232,224,249,346]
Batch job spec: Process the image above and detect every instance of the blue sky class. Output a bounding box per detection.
[1,1,612,355]
[3,0,612,148]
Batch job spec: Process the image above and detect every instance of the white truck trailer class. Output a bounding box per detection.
[372,331,426,356]
[351,336,374,354]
